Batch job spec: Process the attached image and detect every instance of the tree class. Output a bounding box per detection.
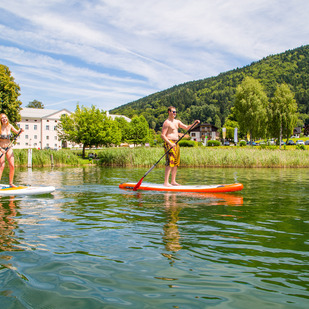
[57,105,121,157]
[114,117,131,143]
[0,64,22,123]
[27,100,44,109]
[269,83,298,147]
[129,115,149,145]
[234,76,268,142]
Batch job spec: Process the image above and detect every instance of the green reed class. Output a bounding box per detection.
[10,147,309,168]
[13,149,83,167]
[96,147,309,168]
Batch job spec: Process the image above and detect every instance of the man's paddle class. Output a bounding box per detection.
[133,120,199,191]
[0,130,22,159]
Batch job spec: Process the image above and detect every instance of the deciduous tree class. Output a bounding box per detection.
[0,64,22,123]
[234,76,268,142]
[57,105,121,157]
[269,84,298,147]
[27,100,44,109]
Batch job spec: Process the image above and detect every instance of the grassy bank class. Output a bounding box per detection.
[11,147,309,168]
[96,146,309,168]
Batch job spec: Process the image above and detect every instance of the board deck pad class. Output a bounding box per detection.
[119,182,243,193]
[0,184,55,196]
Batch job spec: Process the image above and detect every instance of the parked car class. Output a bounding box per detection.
[286,140,295,145]
[223,141,230,146]
[296,140,305,145]
[305,140,309,145]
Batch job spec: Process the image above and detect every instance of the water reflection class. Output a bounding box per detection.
[0,197,19,252]
[127,190,244,258]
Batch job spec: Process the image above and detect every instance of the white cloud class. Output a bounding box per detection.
[0,0,308,111]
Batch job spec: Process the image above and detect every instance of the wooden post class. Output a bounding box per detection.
[27,149,32,168]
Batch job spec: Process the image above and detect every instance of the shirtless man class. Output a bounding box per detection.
[161,106,199,187]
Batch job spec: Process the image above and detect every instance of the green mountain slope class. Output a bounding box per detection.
[111,45,309,131]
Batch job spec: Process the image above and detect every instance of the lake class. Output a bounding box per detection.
[0,166,308,308]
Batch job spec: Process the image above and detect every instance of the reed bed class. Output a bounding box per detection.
[10,147,309,168]
[13,149,83,167]
[97,147,309,168]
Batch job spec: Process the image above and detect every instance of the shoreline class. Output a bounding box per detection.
[11,147,309,168]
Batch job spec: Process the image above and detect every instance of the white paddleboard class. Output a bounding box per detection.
[0,184,55,196]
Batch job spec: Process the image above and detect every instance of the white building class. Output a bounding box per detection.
[15,108,72,149]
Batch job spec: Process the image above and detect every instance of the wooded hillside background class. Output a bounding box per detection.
[110,45,309,131]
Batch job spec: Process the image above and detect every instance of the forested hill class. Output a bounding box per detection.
[110,45,309,131]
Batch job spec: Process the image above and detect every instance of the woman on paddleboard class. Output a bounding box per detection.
[161,106,199,187]
[0,113,23,187]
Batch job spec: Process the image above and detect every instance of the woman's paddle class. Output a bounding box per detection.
[0,130,22,159]
[133,120,199,191]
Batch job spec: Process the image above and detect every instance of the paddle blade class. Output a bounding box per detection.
[133,177,144,191]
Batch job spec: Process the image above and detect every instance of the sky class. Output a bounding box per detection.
[0,0,308,112]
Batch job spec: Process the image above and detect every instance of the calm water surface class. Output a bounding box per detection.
[0,167,308,308]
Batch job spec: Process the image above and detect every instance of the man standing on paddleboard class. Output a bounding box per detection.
[161,106,199,187]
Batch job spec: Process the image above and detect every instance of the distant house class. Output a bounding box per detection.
[293,127,302,138]
[190,123,219,143]
[106,111,131,122]
[16,108,72,149]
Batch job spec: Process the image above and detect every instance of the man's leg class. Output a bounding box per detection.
[170,166,180,186]
[164,166,173,186]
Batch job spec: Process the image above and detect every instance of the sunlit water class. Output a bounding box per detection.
[0,166,308,308]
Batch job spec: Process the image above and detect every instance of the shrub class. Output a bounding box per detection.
[239,140,246,147]
[207,140,220,146]
[178,140,198,147]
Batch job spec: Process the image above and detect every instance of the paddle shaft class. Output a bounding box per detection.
[133,120,199,191]
[0,130,22,159]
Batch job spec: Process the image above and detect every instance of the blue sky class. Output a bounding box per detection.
[0,0,308,112]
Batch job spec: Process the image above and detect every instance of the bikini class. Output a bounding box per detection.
[0,134,12,140]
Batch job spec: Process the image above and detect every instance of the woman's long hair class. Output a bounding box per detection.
[0,113,10,133]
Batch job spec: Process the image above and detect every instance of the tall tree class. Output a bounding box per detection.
[269,84,298,147]
[234,76,268,141]
[114,117,131,143]
[129,115,149,145]
[57,105,121,157]
[0,64,22,123]
[27,100,44,109]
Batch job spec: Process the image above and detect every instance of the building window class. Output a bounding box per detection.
[54,136,57,140]
[25,135,29,139]
[54,126,57,130]
[34,125,37,130]
[25,124,29,130]
[46,136,49,140]
[17,124,20,128]
[46,125,49,130]
[34,135,37,139]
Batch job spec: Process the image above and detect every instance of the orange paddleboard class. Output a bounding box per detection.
[119,182,243,193]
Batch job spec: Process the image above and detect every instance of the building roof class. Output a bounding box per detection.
[190,123,218,132]
[20,107,71,118]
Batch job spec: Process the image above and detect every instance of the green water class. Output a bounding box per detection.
[0,167,308,308]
